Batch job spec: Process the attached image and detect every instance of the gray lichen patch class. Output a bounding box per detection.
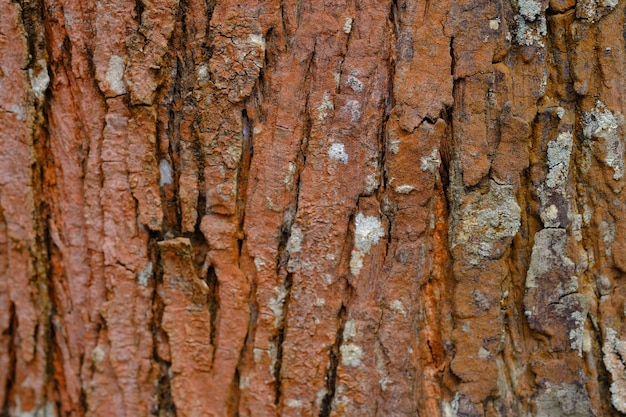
[537,131,580,229]
[451,181,521,265]
[546,132,573,189]
[535,383,595,417]
[603,327,626,413]
[577,0,619,21]
[159,159,173,187]
[582,101,625,181]
[525,229,576,291]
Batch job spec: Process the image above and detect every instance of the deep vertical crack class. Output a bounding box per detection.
[319,304,347,417]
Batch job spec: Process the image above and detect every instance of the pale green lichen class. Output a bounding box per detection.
[518,0,542,21]
[514,14,547,47]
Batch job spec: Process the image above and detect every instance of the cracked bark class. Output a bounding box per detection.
[2,0,626,416]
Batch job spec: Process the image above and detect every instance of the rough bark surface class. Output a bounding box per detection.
[2,0,626,416]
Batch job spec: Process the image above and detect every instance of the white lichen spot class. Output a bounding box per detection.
[420,148,441,173]
[253,126,263,135]
[254,257,266,272]
[442,393,460,417]
[286,226,303,253]
[315,298,325,306]
[12,396,56,417]
[582,101,625,180]
[9,105,25,121]
[137,261,153,286]
[346,72,364,93]
[316,388,328,406]
[318,91,334,121]
[544,205,559,222]
[197,64,209,81]
[345,99,361,121]
[239,376,250,389]
[91,345,105,364]
[388,138,401,154]
[105,55,127,95]
[268,286,288,328]
[253,348,264,363]
[247,34,266,50]
[390,300,406,316]
[343,17,353,34]
[159,159,173,187]
[489,18,501,30]
[395,184,415,194]
[478,347,491,359]
[603,328,626,413]
[343,319,357,341]
[556,107,565,119]
[328,143,349,164]
[546,132,573,188]
[340,343,363,367]
[284,161,296,191]
[365,173,379,193]
[350,213,385,275]
[28,60,49,99]
[286,399,302,408]
[462,322,471,332]
[323,274,334,285]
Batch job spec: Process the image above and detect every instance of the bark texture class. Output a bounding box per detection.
[2,0,626,416]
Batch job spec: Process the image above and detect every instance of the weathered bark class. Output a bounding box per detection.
[1,0,626,415]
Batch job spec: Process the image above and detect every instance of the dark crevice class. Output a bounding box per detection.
[272,272,292,407]
[151,238,176,417]
[449,36,456,78]
[237,109,254,259]
[2,304,17,416]
[206,266,220,356]
[319,304,347,417]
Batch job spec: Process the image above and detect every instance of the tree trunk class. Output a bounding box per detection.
[2,0,626,416]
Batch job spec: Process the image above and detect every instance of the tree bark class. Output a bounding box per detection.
[1,0,626,416]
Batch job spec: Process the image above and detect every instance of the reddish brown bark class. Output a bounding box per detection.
[2,0,626,416]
